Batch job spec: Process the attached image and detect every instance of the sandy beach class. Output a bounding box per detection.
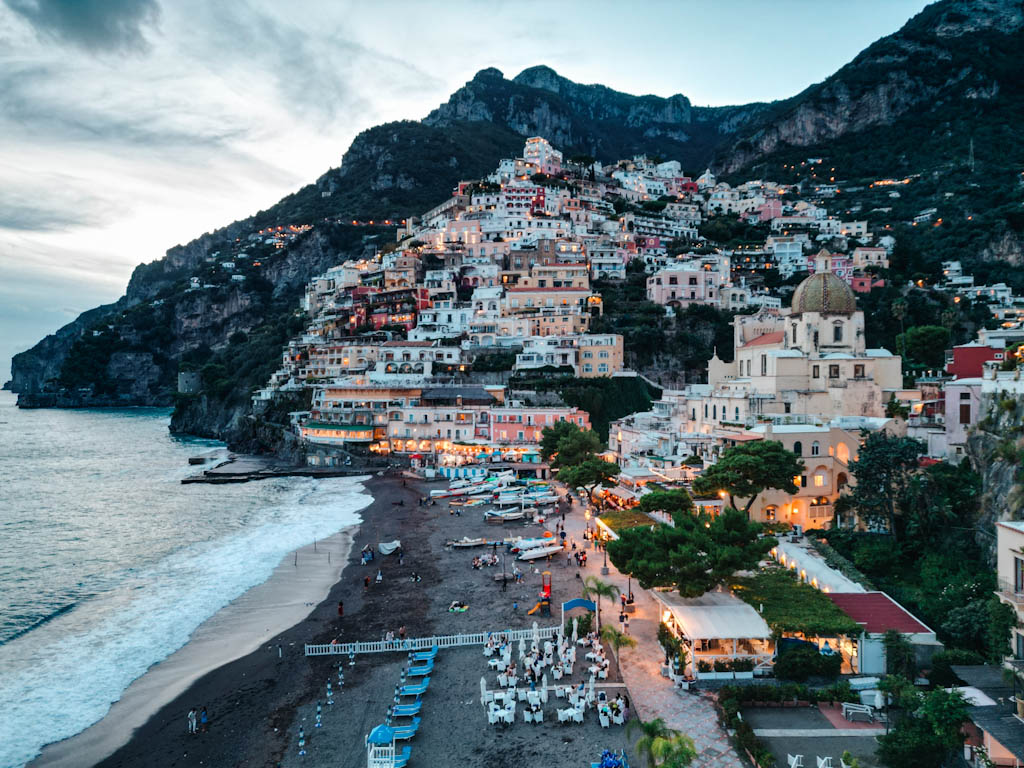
[81,472,634,767]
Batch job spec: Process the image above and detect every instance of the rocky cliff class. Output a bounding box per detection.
[716,0,1024,172]
[967,389,1024,558]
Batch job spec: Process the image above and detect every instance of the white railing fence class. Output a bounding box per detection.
[306,624,561,656]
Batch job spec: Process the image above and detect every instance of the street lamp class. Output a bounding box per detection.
[584,510,592,548]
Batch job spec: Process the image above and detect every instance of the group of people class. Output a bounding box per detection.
[186,706,208,735]
[570,549,588,568]
[360,545,375,565]
[471,553,500,569]
[602,694,630,720]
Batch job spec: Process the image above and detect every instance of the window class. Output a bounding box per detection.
[833,323,843,343]
[854,364,864,378]
[760,355,767,376]
[791,325,797,343]
[829,364,840,378]
[812,365,820,378]
[734,407,739,420]
[764,506,777,521]
[960,403,971,424]
[813,471,826,487]
[793,441,803,456]
[713,405,717,419]
[598,364,608,372]
[811,441,820,456]
[799,475,807,488]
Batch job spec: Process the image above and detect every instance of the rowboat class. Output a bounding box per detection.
[448,537,488,548]
[485,511,526,523]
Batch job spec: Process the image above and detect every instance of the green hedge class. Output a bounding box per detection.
[774,645,842,682]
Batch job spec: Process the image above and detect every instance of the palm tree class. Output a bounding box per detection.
[627,717,697,768]
[600,624,637,666]
[582,575,619,629]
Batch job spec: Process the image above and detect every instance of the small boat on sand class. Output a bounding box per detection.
[518,544,564,561]
[448,537,488,548]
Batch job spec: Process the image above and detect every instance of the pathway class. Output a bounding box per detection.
[544,492,744,768]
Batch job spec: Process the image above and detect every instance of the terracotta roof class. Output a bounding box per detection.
[742,331,785,348]
[826,592,931,635]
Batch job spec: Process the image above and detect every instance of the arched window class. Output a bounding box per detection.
[713,405,717,419]
[791,324,797,344]
[793,441,803,456]
[837,472,849,489]
[811,441,821,456]
[734,407,740,420]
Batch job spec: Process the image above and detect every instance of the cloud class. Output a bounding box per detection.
[3,0,160,53]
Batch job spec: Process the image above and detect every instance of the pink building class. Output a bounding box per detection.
[646,266,726,307]
[488,407,590,444]
[807,250,854,284]
[754,199,783,222]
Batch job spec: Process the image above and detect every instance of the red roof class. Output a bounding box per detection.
[826,592,931,635]
[742,331,785,348]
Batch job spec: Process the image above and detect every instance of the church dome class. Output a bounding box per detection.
[791,272,857,315]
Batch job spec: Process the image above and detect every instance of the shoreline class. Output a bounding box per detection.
[29,474,378,768]
[76,471,632,767]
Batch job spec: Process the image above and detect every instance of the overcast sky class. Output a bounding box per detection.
[0,0,932,381]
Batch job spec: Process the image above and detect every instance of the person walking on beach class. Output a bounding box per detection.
[375,569,383,584]
[364,576,370,591]
[200,707,208,733]
[187,707,197,735]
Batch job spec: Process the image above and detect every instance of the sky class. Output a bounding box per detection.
[0,0,933,381]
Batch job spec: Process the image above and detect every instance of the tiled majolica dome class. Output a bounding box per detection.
[791,272,857,315]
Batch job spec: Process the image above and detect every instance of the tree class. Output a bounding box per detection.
[898,325,951,368]
[692,440,803,518]
[876,686,968,768]
[846,431,924,540]
[560,457,621,508]
[608,507,775,597]
[539,421,602,468]
[582,576,620,630]
[627,718,697,768]
[637,489,693,518]
[600,624,637,665]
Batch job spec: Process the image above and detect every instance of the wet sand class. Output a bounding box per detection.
[79,473,634,767]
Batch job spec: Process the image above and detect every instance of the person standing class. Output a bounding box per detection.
[364,575,370,591]
[187,707,197,735]
[338,600,344,620]
[200,707,208,733]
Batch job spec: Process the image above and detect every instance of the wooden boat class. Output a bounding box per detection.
[485,511,526,523]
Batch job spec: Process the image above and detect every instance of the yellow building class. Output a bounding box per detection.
[578,334,625,377]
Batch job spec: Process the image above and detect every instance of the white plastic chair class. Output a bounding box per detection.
[501,708,514,725]
[523,710,533,724]
[571,708,584,724]
[497,673,507,687]
[552,666,563,680]
[599,711,610,728]
[787,756,803,768]
[816,758,832,768]
[488,707,501,725]
[557,708,572,723]
[534,708,544,723]
[612,710,625,726]
[517,688,528,702]
[527,691,540,707]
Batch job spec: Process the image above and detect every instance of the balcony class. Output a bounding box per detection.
[997,579,1024,607]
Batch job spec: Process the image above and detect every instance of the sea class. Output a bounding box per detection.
[0,392,371,768]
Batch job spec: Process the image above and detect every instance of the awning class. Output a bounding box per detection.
[654,590,771,641]
[605,486,636,501]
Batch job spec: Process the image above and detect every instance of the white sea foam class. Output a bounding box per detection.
[0,476,371,768]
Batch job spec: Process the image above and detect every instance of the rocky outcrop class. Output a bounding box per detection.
[967,391,1024,558]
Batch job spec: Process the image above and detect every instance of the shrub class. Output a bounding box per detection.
[714,659,730,672]
[774,645,841,682]
[731,657,755,672]
[697,660,712,672]
[564,611,593,637]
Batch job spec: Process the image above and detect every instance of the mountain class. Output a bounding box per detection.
[9,0,1024,450]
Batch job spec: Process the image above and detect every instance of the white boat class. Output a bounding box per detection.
[510,537,554,552]
[518,545,564,561]
[485,511,526,522]
[448,537,488,548]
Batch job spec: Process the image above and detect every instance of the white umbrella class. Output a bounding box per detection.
[588,673,596,706]
[480,676,488,706]
[532,621,540,645]
[571,616,579,644]
[518,637,526,659]
[542,672,549,697]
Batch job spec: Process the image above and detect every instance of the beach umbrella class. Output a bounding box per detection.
[588,673,596,705]
[541,672,548,698]
[518,637,526,659]
[571,617,579,644]
[480,676,488,706]
[532,621,540,647]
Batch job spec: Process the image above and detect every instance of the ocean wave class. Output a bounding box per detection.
[0,475,372,768]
